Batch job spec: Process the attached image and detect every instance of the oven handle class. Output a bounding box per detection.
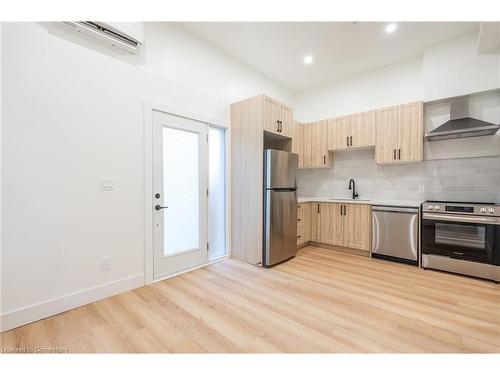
[423,212,500,225]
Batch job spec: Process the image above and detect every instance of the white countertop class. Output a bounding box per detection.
[297,197,422,208]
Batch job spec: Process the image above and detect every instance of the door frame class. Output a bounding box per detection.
[144,101,231,284]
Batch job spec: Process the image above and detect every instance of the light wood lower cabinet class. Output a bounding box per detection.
[310,203,321,242]
[319,203,343,246]
[299,202,371,253]
[342,204,371,251]
[297,203,311,246]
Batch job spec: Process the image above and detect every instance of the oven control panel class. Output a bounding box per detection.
[423,202,499,217]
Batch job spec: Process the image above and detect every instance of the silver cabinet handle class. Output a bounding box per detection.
[155,205,168,211]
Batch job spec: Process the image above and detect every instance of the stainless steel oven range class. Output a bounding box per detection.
[421,201,500,282]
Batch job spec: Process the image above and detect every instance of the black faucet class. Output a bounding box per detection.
[348,179,359,200]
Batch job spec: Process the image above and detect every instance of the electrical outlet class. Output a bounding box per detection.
[418,185,425,193]
[100,257,111,271]
[322,182,328,192]
[100,178,114,191]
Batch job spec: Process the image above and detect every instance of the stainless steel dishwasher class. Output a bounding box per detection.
[371,205,419,265]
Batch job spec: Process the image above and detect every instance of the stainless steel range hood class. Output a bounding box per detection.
[425,96,500,141]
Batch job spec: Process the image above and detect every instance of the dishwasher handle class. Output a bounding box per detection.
[372,206,418,214]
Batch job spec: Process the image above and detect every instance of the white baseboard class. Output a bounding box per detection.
[0,274,144,333]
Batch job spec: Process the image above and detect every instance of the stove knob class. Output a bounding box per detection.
[488,208,495,214]
[480,208,487,213]
[434,205,441,210]
[427,205,434,210]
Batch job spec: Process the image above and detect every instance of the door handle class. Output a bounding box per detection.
[393,149,396,160]
[155,204,168,211]
[346,136,349,147]
[323,155,326,164]
[343,205,346,215]
[350,136,353,146]
[398,148,401,160]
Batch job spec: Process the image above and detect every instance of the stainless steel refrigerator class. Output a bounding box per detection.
[263,149,298,267]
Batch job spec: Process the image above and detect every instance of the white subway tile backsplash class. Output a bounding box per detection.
[297,150,500,202]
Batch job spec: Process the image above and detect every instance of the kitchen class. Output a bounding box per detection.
[1,16,500,359]
[232,86,500,281]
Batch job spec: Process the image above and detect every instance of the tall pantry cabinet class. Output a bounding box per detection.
[231,95,294,266]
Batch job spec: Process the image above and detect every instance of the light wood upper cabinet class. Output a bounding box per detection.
[292,121,305,168]
[263,96,293,137]
[319,203,343,246]
[280,104,293,138]
[375,101,423,164]
[302,120,333,169]
[328,116,349,150]
[328,111,375,150]
[350,110,376,148]
[375,106,398,163]
[398,101,423,163]
[342,204,371,251]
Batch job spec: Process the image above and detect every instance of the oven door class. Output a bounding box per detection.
[422,212,500,265]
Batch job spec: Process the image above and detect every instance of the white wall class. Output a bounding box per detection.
[293,57,423,122]
[142,23,293,104]
[423,32,500,101]
[0,22,292,331]
[294,32,500,122]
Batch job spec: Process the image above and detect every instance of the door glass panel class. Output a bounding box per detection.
[163,126,200,255]
[208,126,227,259]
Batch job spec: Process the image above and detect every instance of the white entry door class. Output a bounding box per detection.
[152,110,208,279]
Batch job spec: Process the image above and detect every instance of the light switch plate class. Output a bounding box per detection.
[100,178,114,191]
[418,185,425,193]
[322,182,328,192]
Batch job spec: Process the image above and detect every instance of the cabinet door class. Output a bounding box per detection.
[319,203,343,246]
[263,96,280,134]
[303,121,331,169]
[314,120,331,168]
[297,203,311,245]
[351,110,375,148]
[375,106,398,164]
[310,203,321,242]
[342,204,371,251]
[302,123,313,168]
[297,204,305,245]
[292,121,304,169]
[302,203,311,243]
[397,101,423,163]
[280,104,293,138]
[334,116,350,150]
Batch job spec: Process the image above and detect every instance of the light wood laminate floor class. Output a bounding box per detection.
[1,246,499,353]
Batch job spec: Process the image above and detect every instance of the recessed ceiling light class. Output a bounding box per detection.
[303,55,313,65]
[385,23,397,34]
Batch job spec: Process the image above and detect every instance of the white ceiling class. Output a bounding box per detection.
[178,22,480,93]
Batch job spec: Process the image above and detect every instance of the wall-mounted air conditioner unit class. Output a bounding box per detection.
[61,22,143,54]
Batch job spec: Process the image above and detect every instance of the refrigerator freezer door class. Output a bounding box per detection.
[264,149,298,189]
[264,189,298,266]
